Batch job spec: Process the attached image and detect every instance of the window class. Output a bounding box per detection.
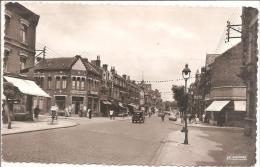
[81,78,85,90]
[72,77,76,89]
[76,77,81,90]
[47,77,52,89]
[20,24,27,43]
[62,76,67,89]
[40,77,44,88]
[3,50,9,72]
[20,57,26,70]
[56,76,61,89]
[5,15,10,34]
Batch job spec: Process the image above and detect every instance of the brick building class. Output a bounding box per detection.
[205,42,247,127]
[34,55,101,115]
[239,7,258,137]
[4,2,39,76]
[3,2,50,121]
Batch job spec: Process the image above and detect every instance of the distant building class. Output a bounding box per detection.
[205,54,220,67]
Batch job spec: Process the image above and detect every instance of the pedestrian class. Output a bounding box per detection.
[202,113,205,123]
[109,109,113,120]
[88,108,92,119]
[161,112,165,122]
[34,105,40,119]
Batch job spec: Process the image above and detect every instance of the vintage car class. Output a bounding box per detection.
[132,111,145,123]
[169,113,177,121]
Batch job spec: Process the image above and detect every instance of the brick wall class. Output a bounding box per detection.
[4,3,38,75]
[211,42,245,88]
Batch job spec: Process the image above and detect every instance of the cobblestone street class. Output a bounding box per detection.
[2,116,255,166]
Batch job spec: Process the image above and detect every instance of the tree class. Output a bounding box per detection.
[171,85,188,114]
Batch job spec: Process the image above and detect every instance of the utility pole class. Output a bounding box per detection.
[225,21,242,43]
[35,46,46,60]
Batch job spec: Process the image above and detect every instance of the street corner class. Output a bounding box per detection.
[2,120,78,135]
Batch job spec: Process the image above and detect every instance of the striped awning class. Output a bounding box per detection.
[205,101,230,112]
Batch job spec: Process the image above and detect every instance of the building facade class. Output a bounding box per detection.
[205,43,247,127]
[239,7,258,137]
[34,55,101,115]
[3,2,51,121]
[4,2,39,76]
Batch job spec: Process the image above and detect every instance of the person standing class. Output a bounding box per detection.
[34,105,40,119]
[109,109,113,120]
[88,108,92,119]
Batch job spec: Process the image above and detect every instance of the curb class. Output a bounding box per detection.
[149,132,170,165]
[2,123,79,136]
[172,122,244,131]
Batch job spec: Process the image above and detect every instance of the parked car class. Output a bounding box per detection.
[132,111,145,123]
[169,113,177,121]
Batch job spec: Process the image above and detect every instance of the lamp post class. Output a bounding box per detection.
[182,64,191,145]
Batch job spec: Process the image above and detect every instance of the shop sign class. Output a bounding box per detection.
[71,90,87,95]
[89,91,98,95]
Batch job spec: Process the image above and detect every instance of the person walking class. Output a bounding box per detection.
[161,112,165,122]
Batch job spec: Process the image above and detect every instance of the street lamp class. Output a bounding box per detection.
[182,64,191,145]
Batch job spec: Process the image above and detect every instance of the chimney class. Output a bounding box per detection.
[111,66,115,74]
[96,55,101,67]
[103,64,108,71]
[127,76,130,81]
[122,74,127,80]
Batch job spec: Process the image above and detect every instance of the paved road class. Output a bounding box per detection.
[2,116,178,165]
[2,116,256,166]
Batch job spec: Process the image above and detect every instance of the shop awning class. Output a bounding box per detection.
[128,103,136,108]
[102,101,112,105]
[4,76,50,98]
[234,101,246,112]
[119,102,126,108]
[205,101,230,112]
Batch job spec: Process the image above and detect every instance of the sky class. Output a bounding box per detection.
[19,2,242,101]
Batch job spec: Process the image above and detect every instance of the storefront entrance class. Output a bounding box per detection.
[72,96,84,115]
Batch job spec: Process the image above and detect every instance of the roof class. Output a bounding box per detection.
[5,2,40,25]
[35,57,76,71]
[82,58,100,75]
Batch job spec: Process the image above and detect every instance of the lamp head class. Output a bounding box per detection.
[182,64,191,79]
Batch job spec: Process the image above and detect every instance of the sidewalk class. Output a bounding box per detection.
[152,127,255,166]
[172,118,244,131]
[2,115,78,135]
[2,115,131,135]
